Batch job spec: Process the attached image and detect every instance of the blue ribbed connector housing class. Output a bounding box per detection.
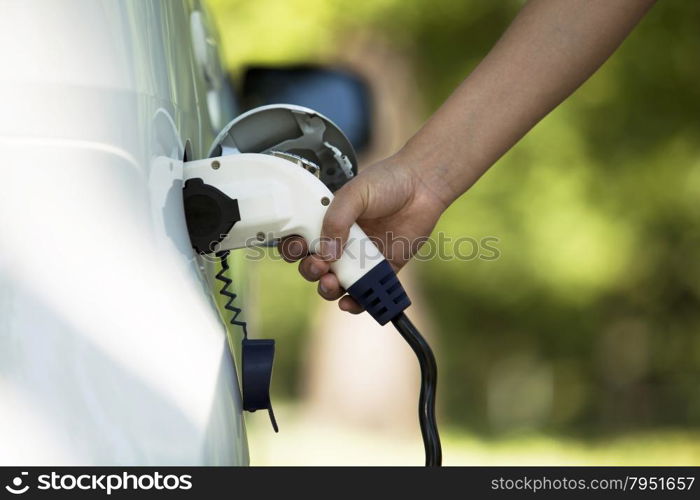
[346,260,411,325]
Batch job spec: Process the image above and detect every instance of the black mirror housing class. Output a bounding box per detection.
[240,65,372,153]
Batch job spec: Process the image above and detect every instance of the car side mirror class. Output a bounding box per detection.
[240,65,372,153]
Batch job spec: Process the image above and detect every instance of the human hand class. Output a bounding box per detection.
[278,150,449,313]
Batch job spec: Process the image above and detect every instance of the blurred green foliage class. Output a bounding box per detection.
[207,0,700,436]
[246,403,700,465]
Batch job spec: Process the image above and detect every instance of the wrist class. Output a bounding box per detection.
[394,137,464,210]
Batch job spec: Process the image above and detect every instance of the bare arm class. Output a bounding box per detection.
[282,0,656,312]
[406,0,656,206]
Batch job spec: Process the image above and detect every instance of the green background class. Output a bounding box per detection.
[207,0,700,462]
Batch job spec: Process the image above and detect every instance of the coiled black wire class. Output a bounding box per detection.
[214,251,248,337]
[216,252,440,465]
[391,312,442,466]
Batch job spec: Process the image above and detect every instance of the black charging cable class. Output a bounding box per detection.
[215,251,441,465]
[391,313,442,466]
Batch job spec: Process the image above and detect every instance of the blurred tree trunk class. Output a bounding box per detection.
[301,34,437,432]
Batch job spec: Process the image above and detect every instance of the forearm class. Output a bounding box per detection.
[402,0,655,205]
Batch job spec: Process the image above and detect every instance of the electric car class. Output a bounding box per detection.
[0,0,247,465]
[0,0,370,465]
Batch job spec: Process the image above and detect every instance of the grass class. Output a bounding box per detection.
[245,403,700,466]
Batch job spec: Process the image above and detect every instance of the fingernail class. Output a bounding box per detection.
[321,239,340,260]
[319,282,328,293]
[309,263,322,277]
[288,240,303,258]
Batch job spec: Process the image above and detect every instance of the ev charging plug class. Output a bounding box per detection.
[183,153,410,324]
[183,151,441,466]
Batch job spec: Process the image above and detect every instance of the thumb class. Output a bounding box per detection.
[319,178,368,261]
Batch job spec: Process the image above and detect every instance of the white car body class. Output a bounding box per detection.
[0,0,248,464]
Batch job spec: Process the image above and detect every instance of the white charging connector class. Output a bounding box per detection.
[182,151,440,465]
[183,152,410,324]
